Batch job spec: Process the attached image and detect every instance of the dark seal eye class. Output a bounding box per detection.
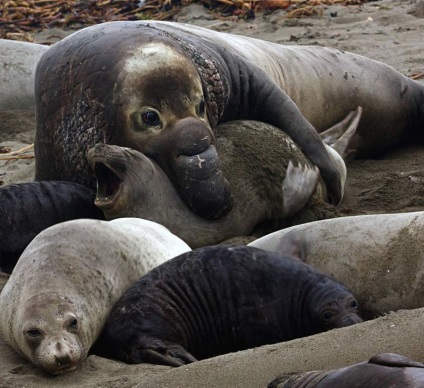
[350,300,358,309]
[69,318,78,329]
[322,312,333,322]
[26,329,42,338]
[141,111,160,126]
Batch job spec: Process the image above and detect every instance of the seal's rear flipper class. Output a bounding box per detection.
[129,339,198,367]
[320,106,363,160]
[282,161,319,218]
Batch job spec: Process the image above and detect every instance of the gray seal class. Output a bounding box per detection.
[250,211,424,317]
[0,218,190,374]
[88,115,358,247]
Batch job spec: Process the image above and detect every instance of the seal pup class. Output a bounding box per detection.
[88,114,359,247]
[0,181,104,273]
[0,39,49,111]
[35,21,400,216]
[249,211,424,317]
[269,353,424,387]
[0,218,191,375]
[94,245,362,366]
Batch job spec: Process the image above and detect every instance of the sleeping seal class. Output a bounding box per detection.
[94,245,362,366]
[35,21,417,216]
[88,115,358,247]
[0,218,190,374]
[250,211,424,317]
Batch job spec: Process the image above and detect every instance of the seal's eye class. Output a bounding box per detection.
[141,111,160,126]
[350,300,358,309]
[69,318,78,329]
[26,329,42,338]
[199,99,205,115]
[322,312,333,322]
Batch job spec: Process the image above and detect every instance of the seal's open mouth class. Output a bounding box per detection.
[93,162,123,209]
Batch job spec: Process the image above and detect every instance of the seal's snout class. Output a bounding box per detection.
[341,314,363,326]
[55,351,71,367]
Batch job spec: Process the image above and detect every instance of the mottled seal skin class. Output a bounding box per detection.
[88,116,359,247]
[87,121,340,247]
[0,39,49,111]
[34,21,390,217]
[94,245,362,367]
[0,218,190,375]
[0,181,104,273]
[269,353,424,388]
[249,211,424,318]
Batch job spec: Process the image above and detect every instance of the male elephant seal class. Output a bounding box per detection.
[250,211,424,317]
[0,218,190,375]
[93,245,362,366]
[269,353,424,387]
[88,115,358,247]
[34,21,407,217]
[0,181,104,273]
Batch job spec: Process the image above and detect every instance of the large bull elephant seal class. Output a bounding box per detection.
[34,21,396,218]
[94,245,362,366]
[88,115,358,247]
[0,218,190,375]
[269,353,424,387]
[249,211,424,317]
[0,39,49,111]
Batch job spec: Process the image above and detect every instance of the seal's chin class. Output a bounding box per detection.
[93,162,123,210]
[46,363,78,375]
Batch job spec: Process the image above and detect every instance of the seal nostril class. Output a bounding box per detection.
[55,354,71,367]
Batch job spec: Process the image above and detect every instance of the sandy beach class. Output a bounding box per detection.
[1,0,424,386]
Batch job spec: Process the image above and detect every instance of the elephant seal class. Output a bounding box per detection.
[35,21,407,217]
[250,211,424,318]
[88,115,359,247]
[269,353,424,387]
[0,181,104,273]
[0,218,190,375]
[0,39,49,111]
[94,245,362,366]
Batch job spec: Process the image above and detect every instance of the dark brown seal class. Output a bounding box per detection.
[269,353,424,387]
[34,21,392,219]
[93,245,362,366]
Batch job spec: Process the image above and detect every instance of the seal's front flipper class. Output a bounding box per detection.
[320,106,363,160]
[130,339,197,367]
[282,161,319,218]
[369,353,424,368]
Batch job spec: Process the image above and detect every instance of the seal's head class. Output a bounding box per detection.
[17,292,85,375]
[112,42,233,219]
[311,280,363,331]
